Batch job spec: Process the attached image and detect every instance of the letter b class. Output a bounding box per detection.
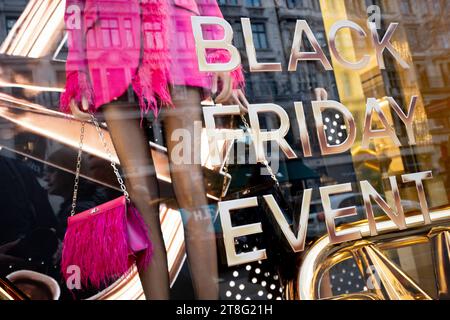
[191,16,241,72]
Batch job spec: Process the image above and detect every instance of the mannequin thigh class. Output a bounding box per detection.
[101,102,170,299]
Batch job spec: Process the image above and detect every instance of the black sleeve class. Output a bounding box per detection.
[9,159,60,234]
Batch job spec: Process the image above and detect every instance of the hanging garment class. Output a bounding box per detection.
[60,0,244,116]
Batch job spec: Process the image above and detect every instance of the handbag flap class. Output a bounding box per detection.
[67,196,127,225]
[126,207,150,253]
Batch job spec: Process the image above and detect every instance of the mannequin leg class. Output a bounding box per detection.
[163,87,219,300]
[102,103,170,300]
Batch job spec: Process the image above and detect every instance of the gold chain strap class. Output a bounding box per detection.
[70,114,130,217]
[240,114,280,187]
[70,122,85,217]
[218,102,281,199]
[89,114,130,201]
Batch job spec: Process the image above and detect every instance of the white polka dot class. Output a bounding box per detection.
[233,271,239,278]
[267,293,273,299]
[239,284,245,291]
[236,294,241,300]
[261,281,267,287]
[270,284,276,290]
[229,281,235,287]
[252,278,258,284]
[258,291,264,297]
[226,291,232,297]
[255,268,261,274]
[246,265,252,271]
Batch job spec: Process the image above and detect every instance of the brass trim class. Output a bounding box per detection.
[289,206,450,300]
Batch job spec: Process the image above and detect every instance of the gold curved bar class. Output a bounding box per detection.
[320,293,381,300]
[428,227,450,299]
[291,206,450,300]
[0,278,28,300]
[350,240,431,300]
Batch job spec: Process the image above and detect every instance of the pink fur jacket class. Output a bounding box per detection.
[60,0,244,116]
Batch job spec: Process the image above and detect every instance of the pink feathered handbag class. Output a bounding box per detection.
[61,115,152,290]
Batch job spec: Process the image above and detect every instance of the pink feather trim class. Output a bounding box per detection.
[61,202,152,289]
[61,0,247,118]
[60,71,95,114]
[131,65,173,120]
[131,0,172,118]
[206,50,246,89]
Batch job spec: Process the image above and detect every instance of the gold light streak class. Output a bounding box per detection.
[0,93,171,180]
[0,93,230,200]
[0,0,65,58]
[0,81,64,93]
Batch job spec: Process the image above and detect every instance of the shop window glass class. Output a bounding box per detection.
[0,0,449,301]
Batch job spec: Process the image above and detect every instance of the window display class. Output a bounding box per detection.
[0,0,449,302]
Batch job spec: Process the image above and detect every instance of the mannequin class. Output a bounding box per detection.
[62,0,247,299]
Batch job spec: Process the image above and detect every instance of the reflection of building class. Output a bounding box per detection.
[1,0,450,302]
[0,0,359,208]
[394,0,450,188]
[221,0,338,103]
[2,0,448,211]
[220,0,356,187]
[376,0,449,199]
[317,0,450,202]
[0,0,29,44]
